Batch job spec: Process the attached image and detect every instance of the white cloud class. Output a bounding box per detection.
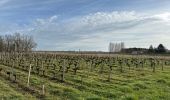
[81,11,138,26]
[153,12,170,22]
[1,11,170,51]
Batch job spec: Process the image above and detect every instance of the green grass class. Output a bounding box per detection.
[0,64,170,100]
[0,77,36,100]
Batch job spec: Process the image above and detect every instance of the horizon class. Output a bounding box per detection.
[0,0,170,51]
[34,43,169,52]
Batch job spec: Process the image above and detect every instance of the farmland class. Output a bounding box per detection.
[0,52,170,100]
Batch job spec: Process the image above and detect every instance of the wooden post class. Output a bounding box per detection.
[41,61,44,69]
[108,68,112,82]
[161,62,164,71]
[152,62,155,72]
[27,64,32,87]
[120,63,123,73]
[12,61,14,74]
[61,60,65,82]
[42,85,45,95]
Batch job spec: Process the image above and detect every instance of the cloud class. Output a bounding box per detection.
[153,12,170,22]
[1,11,170,51]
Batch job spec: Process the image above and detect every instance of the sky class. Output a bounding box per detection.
[1,0,170,51]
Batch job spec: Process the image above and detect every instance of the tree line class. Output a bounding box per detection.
[148,44,167,54]
[121,44,168,54]
[0,33,37,52]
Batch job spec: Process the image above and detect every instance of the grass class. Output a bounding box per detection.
[0,77,36,100]
[0,64,170,100]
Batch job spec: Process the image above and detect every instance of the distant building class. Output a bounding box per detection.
[121,48,148,54]
[109,42,125,52]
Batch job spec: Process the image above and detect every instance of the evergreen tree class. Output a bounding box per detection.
[148,45,154,53]
[157,44,166,53]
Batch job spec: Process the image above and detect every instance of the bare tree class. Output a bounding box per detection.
[0,33,37,53]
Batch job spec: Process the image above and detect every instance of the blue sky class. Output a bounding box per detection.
[1,0,170,51]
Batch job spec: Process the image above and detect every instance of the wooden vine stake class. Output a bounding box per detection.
[108,68,112,82]
[41,61,44,69]
[12,61,14,74]
[161,62,164,71]
[42,85,45,95]
[61,60,65,82]
[27,64,32,87]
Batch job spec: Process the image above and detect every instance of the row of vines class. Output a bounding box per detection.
[0,52,170,98]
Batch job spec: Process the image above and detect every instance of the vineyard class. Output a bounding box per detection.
[0,52,170,100]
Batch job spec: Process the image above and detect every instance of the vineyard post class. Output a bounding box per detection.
[87,62,90,77]
[12,60,14,73]
[108,58,112,82]
[41,61,44,69]
[42,85,45,95]
[153,65,155,72]
[36,58,37,67]
[27,64,32,87]
[161,61,164,71]
[61,60,65,82]
[152,62,155,72]
[108,71,111,82]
